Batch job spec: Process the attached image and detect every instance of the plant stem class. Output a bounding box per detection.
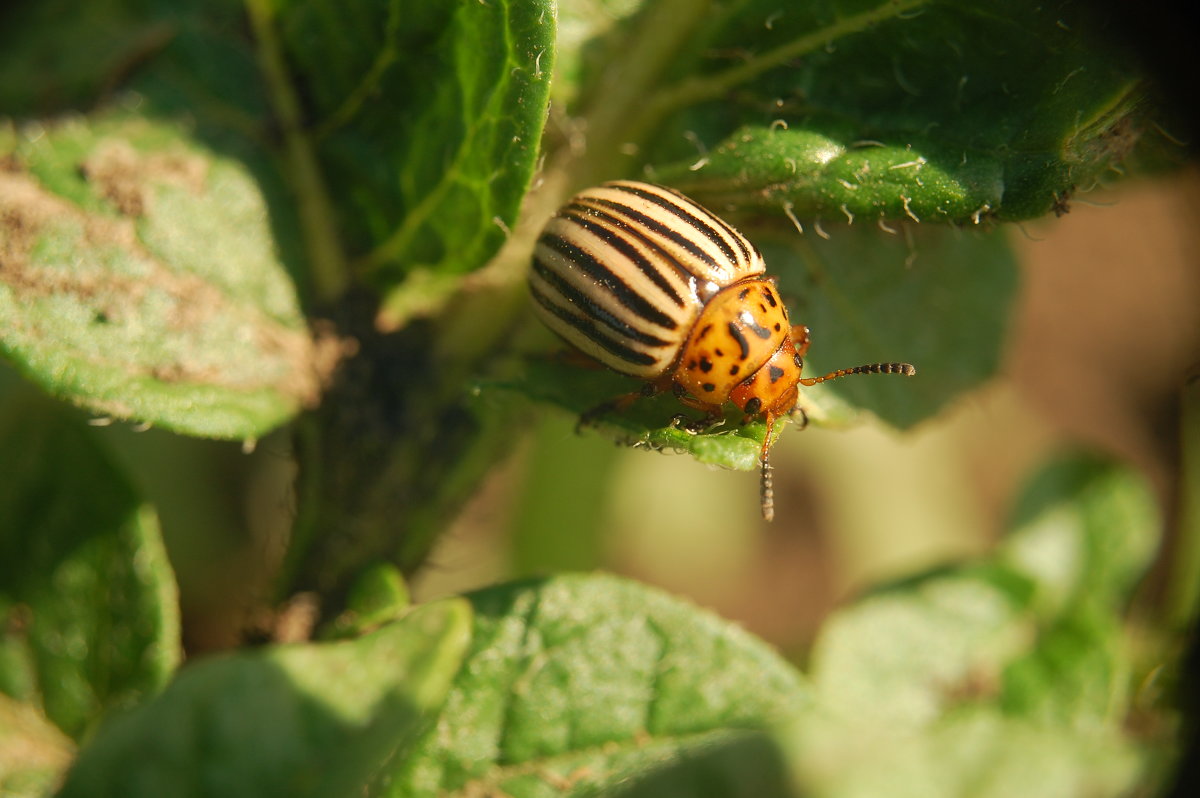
[245,0,349,304]
[569,0,715,188]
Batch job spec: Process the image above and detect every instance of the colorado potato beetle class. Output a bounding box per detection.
[529,180,915,521]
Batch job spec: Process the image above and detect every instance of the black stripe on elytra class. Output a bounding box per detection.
[532,258,673,348]
[564,202,696,287]
[539,234,677,331]
[613,183,741,267]
[727,321,750,359]
[585,197,720,274]
[558,208,685,307]
[530,281,658,367]
[706,205,755,266]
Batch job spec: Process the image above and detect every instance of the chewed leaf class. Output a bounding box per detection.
[0,114,321,439]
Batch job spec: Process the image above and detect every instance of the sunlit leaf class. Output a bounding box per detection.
[56,599,472,798]
[384,574,808,797]
[0,114,317,439]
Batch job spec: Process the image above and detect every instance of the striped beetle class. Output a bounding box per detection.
[529,180,915,521]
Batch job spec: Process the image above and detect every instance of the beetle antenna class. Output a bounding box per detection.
[760,456,774,522]
[799,362,916,386]
[759,415,776,522]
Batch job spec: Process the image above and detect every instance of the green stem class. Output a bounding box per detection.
[568,0,715,187]
[245,0,348,303]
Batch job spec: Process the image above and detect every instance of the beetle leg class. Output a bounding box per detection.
[790,325,811,357]
[670,391,725,432]
[577,379,667,432]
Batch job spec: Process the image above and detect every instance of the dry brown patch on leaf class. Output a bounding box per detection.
[1,170,59,269]
[81,137,208,217]
[2,169,148,320]
[0,168,323,406]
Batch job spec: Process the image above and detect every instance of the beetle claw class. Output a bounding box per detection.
[676,413,723,434]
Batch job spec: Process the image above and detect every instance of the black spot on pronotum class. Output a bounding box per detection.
[729,364,740,376]
[738,287,752,300]
[769,365,785,383]
[744,397,762,415]
[702,382,716,392]
[697,324,712,341]
[774,323,781,331]
[762,287,777,307]
[727,322,750,359]
[699,357,713,372]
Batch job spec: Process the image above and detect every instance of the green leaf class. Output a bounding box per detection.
[384,573,808,797]
[485,358,767,473]
[633,0,1159,223]
[808,568,1034,729]
[997,455,1160,726]
[1000,455,1160,617]
[789,454,1161,797]
[56,598,473,798]
[0,393,180,742]
[0,113,317,439]
[325,562,413,639]
[272,0,555,291]
[763,223,1018,429]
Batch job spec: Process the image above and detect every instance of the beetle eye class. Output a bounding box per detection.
[793,353,803,368]
[743,397,763,415]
